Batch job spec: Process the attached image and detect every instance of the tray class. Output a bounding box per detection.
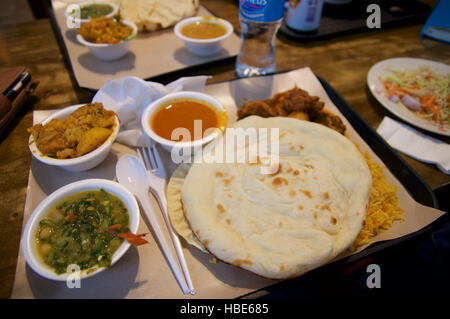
[11,68,445,299]
[279,0,431,41]
[49,1,241,90]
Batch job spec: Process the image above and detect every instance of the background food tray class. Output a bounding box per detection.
[279,0,431,41]
[49,1,241,90]
[241,74,446,299]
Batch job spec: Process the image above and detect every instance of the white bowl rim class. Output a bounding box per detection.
[76,20,138,47]
[21,178,140,281]
[28,103,120,167]
[141,91,227,148]
[65,0,119,23]
[174,16,234,44]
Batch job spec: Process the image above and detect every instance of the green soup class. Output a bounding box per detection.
[71,4,114,19]
[35,189,130,274]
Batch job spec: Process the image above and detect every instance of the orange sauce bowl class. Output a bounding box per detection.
[141,91,228,154]
[174,16,234,56]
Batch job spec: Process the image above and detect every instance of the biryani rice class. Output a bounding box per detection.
[350,151,404,251]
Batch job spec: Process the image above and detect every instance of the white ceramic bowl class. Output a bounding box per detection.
[77,20,138,61]
[174,16,234,56]
[29,104,120,172]
[65,1,119,27]
[21,179,140,281]
[141,91,228,153]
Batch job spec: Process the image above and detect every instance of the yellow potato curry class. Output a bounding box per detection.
[77,17,133,44]
[28,102,116,159]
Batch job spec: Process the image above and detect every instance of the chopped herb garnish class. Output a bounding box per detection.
[35,189,130,274]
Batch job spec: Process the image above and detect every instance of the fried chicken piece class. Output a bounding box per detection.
[310,110,346,135]
[236,86,346,135]
[237,100,278,119]
[288,111,309,121]
[265,87,325,116]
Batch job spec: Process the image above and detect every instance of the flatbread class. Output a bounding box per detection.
[180,116,372,279]
[167,162,207,252]
[115,0,199,32]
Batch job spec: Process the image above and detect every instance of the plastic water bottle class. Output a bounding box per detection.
[235,0,286,78]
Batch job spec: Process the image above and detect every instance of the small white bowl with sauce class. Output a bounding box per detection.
[21,179,140,281]
[141,91,228,155]
[174,16,234,56]
[65,0,119,27]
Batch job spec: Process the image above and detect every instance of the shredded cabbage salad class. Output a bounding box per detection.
[379,66,449,127]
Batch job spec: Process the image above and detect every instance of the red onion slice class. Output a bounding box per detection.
[401,94,421,111]
[388,94,399,103]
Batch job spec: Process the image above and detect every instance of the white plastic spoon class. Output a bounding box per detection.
[116,154,189,295]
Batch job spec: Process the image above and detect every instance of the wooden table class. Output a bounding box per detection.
[0,0,448,298]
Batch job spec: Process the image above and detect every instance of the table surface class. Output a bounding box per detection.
[0,0,449,298]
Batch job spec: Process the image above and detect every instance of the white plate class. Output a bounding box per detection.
[367,57,450,136]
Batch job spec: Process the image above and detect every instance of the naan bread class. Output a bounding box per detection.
[167,162,208,252]
[114,0,199,32]
[181,116,372,279]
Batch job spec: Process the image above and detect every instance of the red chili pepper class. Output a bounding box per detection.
[117,232,149,246]
[108,224,122,233]
[108,224,149,246]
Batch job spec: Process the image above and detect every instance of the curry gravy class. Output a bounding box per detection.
[151,98,226,142]
[181,21,227,39]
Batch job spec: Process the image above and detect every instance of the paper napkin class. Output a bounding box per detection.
[377,116,450,174]
[92,75,211,147]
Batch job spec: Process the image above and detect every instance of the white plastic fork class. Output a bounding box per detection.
[137,144,196,295]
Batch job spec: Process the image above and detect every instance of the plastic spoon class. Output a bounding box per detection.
[116,154,189,295]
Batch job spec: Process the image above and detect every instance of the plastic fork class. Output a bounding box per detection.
[137,144,196,295]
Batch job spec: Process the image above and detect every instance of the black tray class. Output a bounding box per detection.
[279,0,431,41]
[238,73,444,299]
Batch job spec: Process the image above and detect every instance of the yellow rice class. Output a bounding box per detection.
[349,151,405,251]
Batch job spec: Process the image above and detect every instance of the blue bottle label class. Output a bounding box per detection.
[239,0,286,22]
